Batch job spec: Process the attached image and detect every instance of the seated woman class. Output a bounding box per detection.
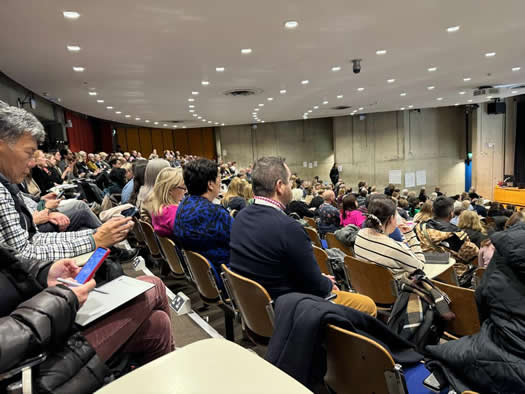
[221,177,247,212]
[426,220,525,392]
[457,210,488,247]
[286,188,314,218]
[31,150,57,192]
[413,201,433,223]
[340,194,365,228]
[354,198,425,279]
[0,244,174,393]
[139,159,171,223]
[151,167,186,238]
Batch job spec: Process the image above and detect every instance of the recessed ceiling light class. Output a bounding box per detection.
[208,121,212,124]
[400,92,407,97]
[215,67,225,72]
[427,86,435,90]
[221,123,225,126]
[188,98,195,102]
[192,91,199,95]
[96,99,104,103]
[512,67,521,72]
[215,122,219,125]
[308,110,312,113]
[301,80,309,85]
[331,66,341,72]
[154,121,159,125]
[145,120,150,123]
[485,52,496,57]
[67,45,81,52]
[262,121,265,123]
[408,105,414,109]
[241,48,252,54]
[512,90,518,94]
[125,115,131,118]
[193,114,198,117]
[337,95,343,99]
[201,81,210,86]
[162,123,167,126]
[106,106,113,109]
[280,89,287,94]
[487,96,493,100]
[189,105,195,108]
[198,117,202,120]
[267,97,274,101]
[376,49,387,55]
[88,92,97,96]
[202,119,206,122]
[63,11,80,19]
[136,117,141,121]
[252,112,257,115]
[189,110,195,113]
[459,91,466,95]
[357,87,364,92]
[284,20,299,29]
[455,103,460,106]
[323,100,329,105]
[400,107,406,111]
[437,97,443,101]
[258,103,264,107]
[313,106,319,109]
[468,99,473,103]
[358,107,364,111]
[463,77,471,82]
[428,67,438,72]
[387,79,396,83]
[447,25,460,33]
[115,111,122,114]
[255,108,259,111]
[72,66,85,72]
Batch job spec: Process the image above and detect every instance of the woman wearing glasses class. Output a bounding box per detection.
[150,167,187,238]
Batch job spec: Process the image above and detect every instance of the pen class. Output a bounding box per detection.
[57,278,109,294]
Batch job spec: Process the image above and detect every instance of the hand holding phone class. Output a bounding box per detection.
[74,247,110,284]
[121,207,139,218]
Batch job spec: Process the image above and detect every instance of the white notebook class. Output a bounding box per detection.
[76,276,155,326]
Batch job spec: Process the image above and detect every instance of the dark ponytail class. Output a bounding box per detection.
[363,198,396,232]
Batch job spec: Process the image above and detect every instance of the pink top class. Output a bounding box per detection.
[340,209,366,228]
[152,205,178,238]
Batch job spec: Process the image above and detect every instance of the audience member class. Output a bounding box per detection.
[457,210,488,247]
[354,198,425,278]
[120,162,134,203]
[450,206,465,226]
[222,177,247,212]
[329,163,339,185]
[128,160,148,206]
[413,201,433,223]
[286,187,314,218]
[418,187,428,203]
[138,159,170,222]
[151,167,185,238]
[356,187,368,207]
[230,156,376,315]
[31,150,56,192]
[340,194,365,228]
[317,190,341,236]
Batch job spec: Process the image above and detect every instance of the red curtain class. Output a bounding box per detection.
[99,122,114,153]
[65,110,95,153]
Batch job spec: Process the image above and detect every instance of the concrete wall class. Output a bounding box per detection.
[218,118,334,179]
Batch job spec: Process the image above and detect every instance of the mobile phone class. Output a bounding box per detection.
[121,207,139,217]
[75,247,110,284]
[56,190,65,199]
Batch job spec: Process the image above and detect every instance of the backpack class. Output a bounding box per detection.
[387,270,455,352]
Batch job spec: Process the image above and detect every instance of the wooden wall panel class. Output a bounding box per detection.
[151,130,164,155]
[161,130,174,152]
[188,131,204,157]
[201,128,215,159]
[138,128,152,157]
[126,128,140,153]
[174,130,189,155]
[116,127,128,152]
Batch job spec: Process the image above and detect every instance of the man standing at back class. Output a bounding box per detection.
[230,157,376,315]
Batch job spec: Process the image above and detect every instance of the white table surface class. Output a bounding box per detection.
[97,338,312,394]
[422,257,456,279]
[72,251,93,266]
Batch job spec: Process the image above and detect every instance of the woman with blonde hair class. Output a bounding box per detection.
[413,201,433,223]
[222,177,247,211]
[457,210,487,247]
[138,159,170,221]
[150,167,186,238]
[242,180,254,203]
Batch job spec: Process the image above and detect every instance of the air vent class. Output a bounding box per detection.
[160,120,185,123]
[224,88,263,97]
[332,105,352,110]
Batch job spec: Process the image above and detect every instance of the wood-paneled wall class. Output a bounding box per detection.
[115,127,215,159]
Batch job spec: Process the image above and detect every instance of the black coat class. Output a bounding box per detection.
[286,200,314,218]
[426,222,525,393]
[0,246,109,392]
[329,167,339,185]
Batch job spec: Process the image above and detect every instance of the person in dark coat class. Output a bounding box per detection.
[426,221,525,393]
[329,163,339,185]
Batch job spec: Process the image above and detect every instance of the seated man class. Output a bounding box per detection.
[0,244,174,392]
[317,190,341,236]
[230,157,376,316]
[174,158,233,277]
[0,101,133,263]
[415,196,478,265]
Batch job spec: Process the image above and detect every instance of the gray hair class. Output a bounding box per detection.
[252,156,288,197]
[137,158,170,207]
[0,100,45,144]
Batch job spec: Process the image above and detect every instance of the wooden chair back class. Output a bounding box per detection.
[157,236,185,276]
[304,217,317,229]
[324,324,397,394]
[138,220,162,257]
[431,280,481,337]
[473,267,486,289]
[185,251,220,302]
[312,245,332,275]
[433,265,459,286]
[131,217,146,244]
[343,256,397,305]
[221,265,274,339]
[305,226,323,248]
[325,232,353,256]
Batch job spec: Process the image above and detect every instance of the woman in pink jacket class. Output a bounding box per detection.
[340,194,366,228]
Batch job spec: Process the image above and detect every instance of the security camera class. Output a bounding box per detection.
[352,59,362,74]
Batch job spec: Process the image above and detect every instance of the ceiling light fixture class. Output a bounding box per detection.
[468,99,473,103]
[192,91,199,95]
[215,122,219,125]
[455,103,460,106]
[163,124,168,126]
[512,90,518,94]
[255,108,259,111]
[400,107,406,111]
[216,67,225,72]
[337,95,343,99]
[88,92,97,96]
[280,89,287,94]
[331,66,341,72]
[301,80,309,85]
[193,114,198,117]
[512,67,521,72]
[189,105,195,108]
[67,45,81,52]
[376,49,387,55]
[154,121,159,125]
[487,96,493,100]
[221,123,225,126]
[459,91,466,95]
[201,81,210,86]
[125,115,131,118]
[63,11,80,19]
[387,79,395,83]
[258,103,264,107]
[463,77,471,82]
[485,52,496,57]
[284,20,299,29]
[400,92,407,97]
[208,121,212,124]
[427,86,435,90]
[135,117,141,121]
[437,97,443,101]
[198,117,202,119]
[358,107,364,111]
[189,110,195,112]
[357,87,364,92]
[408,105,414,109]
[241,48,252,54]
[115,111,122,114]
[428,67,438,72]
[72,66,85,72]
[323,100,328,105]
[145,120,150,123]
[188,98,195,102]
[267,97,274,101]
[314,106,319,109]
[308,110,312,113]
[173,125,178,128]
[106,106,113,109]
[447,25,460,33]
[96,99,104,103]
